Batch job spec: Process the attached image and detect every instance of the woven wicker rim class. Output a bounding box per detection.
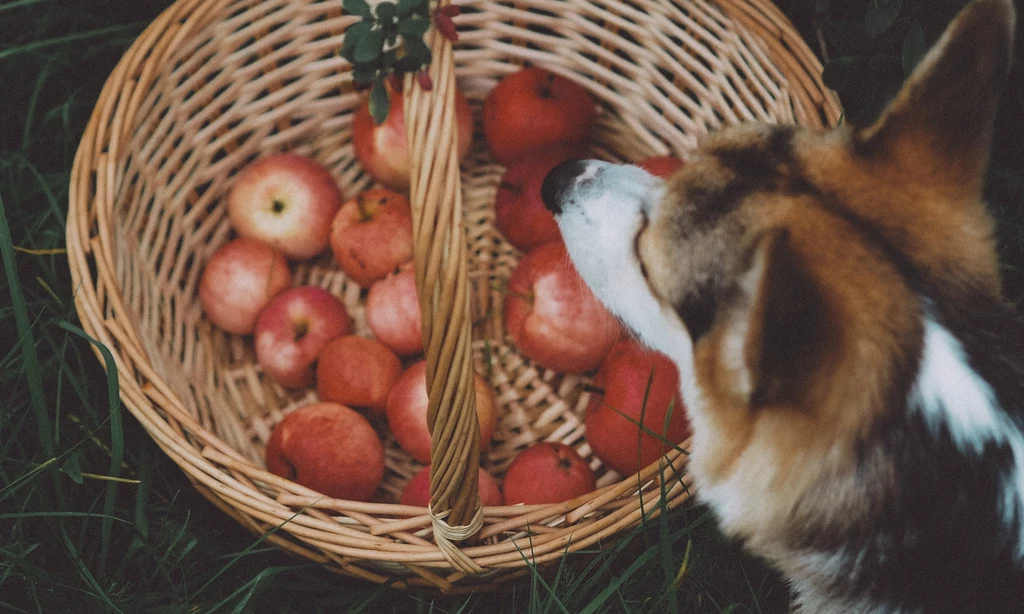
[66,0,840,591]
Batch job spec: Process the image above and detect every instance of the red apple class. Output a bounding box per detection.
[330,189,414,287]
[199,237,293,335]
[585,338,690,475]
[504,241,621,373]
[265,402,385,501]
[386,360,497,464]
[254,286,353,388]
[482,67,596,166]
[495,146,585,252]
[316,335,402,414]
[636,155,684,179]
[502,442,596,505]
[227,153,344,260]
[399,465,504,507]
[352,87,473,191]
[366,262,422,356]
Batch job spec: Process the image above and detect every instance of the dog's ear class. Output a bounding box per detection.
[854,0,1015,195]
[724,229,831,409]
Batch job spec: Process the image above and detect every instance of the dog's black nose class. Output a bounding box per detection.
[541,159,588,215]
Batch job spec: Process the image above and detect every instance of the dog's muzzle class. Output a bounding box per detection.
[541,158,591,215]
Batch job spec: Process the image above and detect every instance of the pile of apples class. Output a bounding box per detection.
[197,66,691,508]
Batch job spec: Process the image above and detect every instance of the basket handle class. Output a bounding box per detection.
[403,0,483,561]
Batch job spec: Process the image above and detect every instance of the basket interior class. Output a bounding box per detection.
[110,0,800,504]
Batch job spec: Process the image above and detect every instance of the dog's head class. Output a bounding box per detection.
[543,0,1014,436]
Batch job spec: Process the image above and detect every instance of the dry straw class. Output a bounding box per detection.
[67,0,840,591]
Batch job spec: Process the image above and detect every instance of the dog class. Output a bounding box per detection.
[540,0,1023,611]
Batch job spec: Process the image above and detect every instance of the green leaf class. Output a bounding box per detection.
[397,16,430,38]
[376,1,396,22]
[343,0,372,18]
[396,0,428,17]
[354,27,385,64]
[347,20,371,37]
[60,452,83,484]
[901,22,926,77]
[341,21,370,61]
[402,35,432,66]
[369,78,391,125]
[352,65,376,84]
[864,0,902,39]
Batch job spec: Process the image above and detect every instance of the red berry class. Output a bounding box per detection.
[434,12,458,42]
[386,74,404,93]
[417,70,433,91]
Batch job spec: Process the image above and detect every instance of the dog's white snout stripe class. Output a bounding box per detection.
[574,161,601,185]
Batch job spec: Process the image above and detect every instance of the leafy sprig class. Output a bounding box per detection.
[341,0,461,124]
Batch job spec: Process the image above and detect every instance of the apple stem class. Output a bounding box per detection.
[272,199,285,214]
[356,195,376,223]
[538,72,556,99]
[293,321,309,342]
[557,453,573,471]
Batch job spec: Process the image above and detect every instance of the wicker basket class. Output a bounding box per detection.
[66,0,840,592]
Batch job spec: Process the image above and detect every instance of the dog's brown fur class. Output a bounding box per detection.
[638,0,1013,552]
[544,0,1022,610]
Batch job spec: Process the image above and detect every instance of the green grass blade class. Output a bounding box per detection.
[577,540,663,614]
[0,0,55,13]
[190,503,320,601]
[55,522,122,613]
[0,24,142,62]
[0,459,56,500]
[10,155,66,230]
[658,465,679,614]
[0,512,131,525]
[0,601,28,614]
[346,580,395,614]
[56,320,123,574]
[21,61,53,153]
[0,190,52,457]
[507,527,571,614]
[205,566,285,614]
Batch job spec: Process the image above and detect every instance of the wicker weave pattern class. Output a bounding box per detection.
[67,0,839,590]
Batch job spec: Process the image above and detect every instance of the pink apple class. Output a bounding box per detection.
[399,465,504,507]
[502,442,596,505]
[329,189,414,287]
[199,237,293,335]
[504,241,621,373]
[227,153,344,260]
[316,335,402,414]
[366,262,422,356]
[585,338,690,475]
[265,402,385,501]
[495,146,584,252]
[254,286,353,388]
[352,87,474,191]
[386,360,497,464]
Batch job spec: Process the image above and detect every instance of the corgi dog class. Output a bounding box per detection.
[539,0,1023,611]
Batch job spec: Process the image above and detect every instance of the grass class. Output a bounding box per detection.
[1,0,1021,612]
